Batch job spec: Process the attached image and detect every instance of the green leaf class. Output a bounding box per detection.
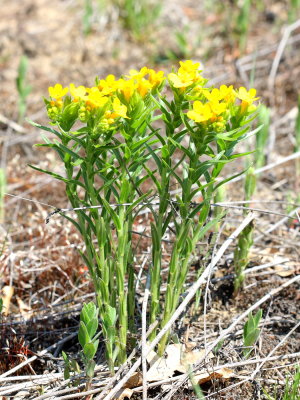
[101,198,121,231]
[83,342,97,359]
[61,351,69,365]
[28,164,86,188]
[63,365,70,380]
[104,305,117,327]
[126,191,153,216]
[26,119,62,139]
[86,318,98,338]
[214,168,248,191]
[243,310,262,358]
[86,360,96,378]
[81,302,98,325]
[78,321,90,348]
[71,158,84,167]
[71,360,81,373]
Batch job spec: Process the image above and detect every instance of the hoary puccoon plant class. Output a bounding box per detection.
[31,60,260,372]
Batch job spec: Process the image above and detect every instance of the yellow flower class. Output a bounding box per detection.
[148,69,165,88]
[235,87,259,109]
[48,84,68,99]
[219,85,235,103]
[187,101,213,123]
[209,100,227,116]
[178,60,201,74]
[136,79,152,98]
[126,67,149,80]
[86,87,108,109]
[168,60,203,90]
[203,85,235,104]
[98,75,118,96]
[69,84,87,100]
[203,88,222,102]
[111,98,129,119]
[118,79,136,102]
[168,72,195,89]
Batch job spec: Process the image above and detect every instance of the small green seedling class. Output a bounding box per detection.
[0,168,5,223]
[188,365,205,400]
[244,166,256,204]
[295,95,300,190]
[262,366,300,400]
[116,0,161,40]
[101,305,118,373]
[62,351,81,386]
[255,105,270,170]
[63,302,100,388]
[235,0,252,52]
[16,55,32,123]
[234,167,256,294]
[243,309,262,358]
[213,184,226,230]
[79,302,100,385]
[289,0,300,23]
[83,0,93,36]
[282,366,300,400]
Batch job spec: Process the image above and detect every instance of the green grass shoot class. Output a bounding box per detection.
[255,105,270,170]
[243,309,262,358]
[16,55,32,123]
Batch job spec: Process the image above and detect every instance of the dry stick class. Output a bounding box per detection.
[142,275,151,400]
[161,273,300,400]
[94,213,256,400]
[228,150,300,184]
[130,352,300,393]
[203,219,225,354]
[0,113,31,134]
[268,19,300,92]
[254,206,300,243]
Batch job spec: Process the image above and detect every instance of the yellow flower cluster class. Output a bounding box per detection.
[46,61,259,136]
[187,84,259,130]
[47,67,165,127]
[168,60,204,90]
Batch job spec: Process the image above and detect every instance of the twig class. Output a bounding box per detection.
[229,150,300,184]
[268,19,300,92]
[254,206,300,243]
[0,113,30,134]
[130,352,300,393]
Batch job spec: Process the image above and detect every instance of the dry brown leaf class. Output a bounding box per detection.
[16,296,32,320]
[179,347,212,373]
[190,367,234,386]
[1,285,14,316]
[125,372,143,388]
[112,388,133,400]
[146,343,213,381]
[274,264,295,277]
